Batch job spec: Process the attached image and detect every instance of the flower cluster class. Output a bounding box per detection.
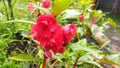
[63,24,76,44]
[27,0,50,14]
[31,14,76,58]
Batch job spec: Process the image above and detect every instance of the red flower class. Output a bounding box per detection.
[43,25,65,54]
[42,0,50,8]
[63,24,76,44]
[79,15,84,21]
[31,14,76,58]
[31,14,65,58]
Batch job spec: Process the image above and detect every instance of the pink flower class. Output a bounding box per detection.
[28,2,34,11]
[113,65,118,68]
[90,19,96,25]
[42,0,50,8]
[63,24,76,44]
[79,15,84,21]
[44,50,52,59]
[27,2,38,14]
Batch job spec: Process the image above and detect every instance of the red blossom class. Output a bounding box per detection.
[42,0,50,8]
[31,14,65,57]
[79,15,84,21]
[31,14,76,58]
[63,24,76,44]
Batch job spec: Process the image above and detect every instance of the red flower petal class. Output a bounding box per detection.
[63,24,76,44]
[44,50,52,59]
[31,14,76,59]
[79,15,84,21]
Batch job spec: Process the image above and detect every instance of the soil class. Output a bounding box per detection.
[105,26,120,52]
[102,26,120,68]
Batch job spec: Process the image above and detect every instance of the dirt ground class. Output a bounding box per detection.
[105,26,120,52]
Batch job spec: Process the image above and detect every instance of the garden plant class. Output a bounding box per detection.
[0,0,120,68]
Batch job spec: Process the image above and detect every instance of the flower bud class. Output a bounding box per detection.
[28,2,34,11]
[42,0,50,8]
[79,15,84,21]
[27,2,38,14]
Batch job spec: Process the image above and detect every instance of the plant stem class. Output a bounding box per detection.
[3,0,9,20]
[7,0,14,20]
[73,56,80,68]
[42,58,47,68]
[50,59,58,68]
[36,62,39,68]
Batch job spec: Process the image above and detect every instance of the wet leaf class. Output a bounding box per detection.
[107,18,117,27]
[52,0,74,16]
[9,53,37,61]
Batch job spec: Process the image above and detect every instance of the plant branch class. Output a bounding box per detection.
[12,0,18,8]
[42,58,47,68]
[50,59,58,68]
[73,56,80,68]
[1,20,35,24]
[7,0,14,20]
[3,0,9,20]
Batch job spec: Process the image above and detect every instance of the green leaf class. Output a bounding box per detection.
[85,60,103,68]
[69,39,89,52]
[68,38,101,56]
[106,54,120,65]
[0,38,7,50]
[69,39,87,50]
[61,9,80,19]
[78,0,91,8]
[52,0,74,16]
[0,12,2,17]
[102,57,118,65]
[9,53,37,61]
[34,6,51,14]
[1,20,35,24]
[78,55,103,68]
[78,38,87,46]
[107,18,117,27]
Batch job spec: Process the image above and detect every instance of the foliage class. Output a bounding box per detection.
[0,0,120,68]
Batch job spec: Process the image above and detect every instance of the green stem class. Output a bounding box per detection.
[12,0,18,8]
[7,0,14,20]
[34,6,51,14]
[3,0,9,20]
[50,60,58,68]
[1,20,35,24]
